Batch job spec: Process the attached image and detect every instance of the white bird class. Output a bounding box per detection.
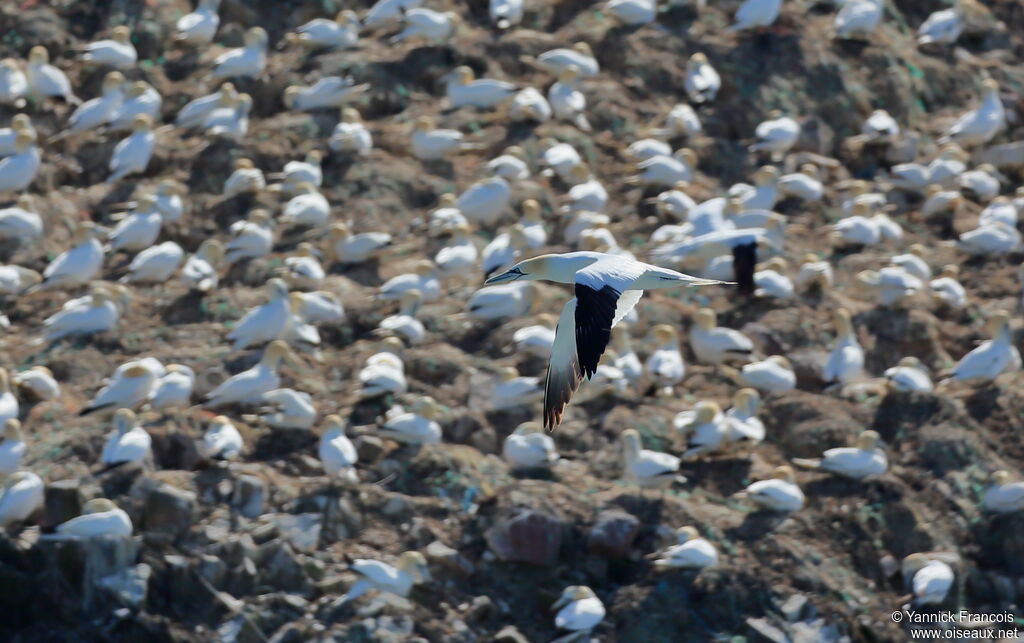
[528,43,599,77]
[793,430,887,479]
[611,326,643,383]
[928,265,966,308]
[259,388,316,429]
[641,324,686,397]
[949,311,1020,382]
[281,243,324,291]
[491,367,543,410]
[379,397,442,444]
[40,290,119,345]
[210,27,268,81]
[270,151,322,192]
[279,183,329,229]
[552,586,606,635]
[180,239,223,292]
[959,164,1001,202]
[122,241,184,284]
[795,254,833,292]
[363,0,423,29]
[411,117,478,161]
[823,308,865,385]
[684,53,720,103]
[0,264,40,294]
[55,498,132,538]
[923,188,962,222]
[855,266,923,307]
[484,252,726,427]
[0,132,40,191]
[754,258,794,299]
[548,66,590,131]
[503,421,558,468]
[283,77,368,111]
[903,555,954,606]
[379,261,440,301]
[446,66,516,110]
[740,465,804,512]
[81,359,161,415]
[146,364,195,410]
[651,526,718,570]
[979,197,1017,227]
[562,164,608,213]
[749,111,799,161]
[25,46,79,104]
[202,92,251,141]
[0,195,41,243]
[435,224,479,278]
[204,341,297,407]
[940,79,1005,147]
[378,290,425,344]
[0,471,43,527]
[392,9,458,44]
[727,0,782,32]
[509,87,552,122]
[227,279,291,351]
[358,340,407,399]
[57,71,124,138]
[319,415,357,480]
[290,10,359,49]
[107,199,162,255]
[690,308,754,365]
[626,139,671,162]
[225,210,274,264]
[12,366,59,401]
[676,401,730,458]
[150,180,185,223]
[650,103,703,140]
[883,357,933,392]
[202,415,242,460]
[78,26,136,68]
[176,0,221,44]
[889,244,931,281]
[740,355,795,393]
[488,148,531,184]
[604,0,656,25]
[512,314,558,359]
[778,164,824,201]
[176,83,237,128]
[325,223,392,265]
[101,409,151,466]
[725,387,766,446]
[918,0,973,47]
[834,0,883,39]
[955,221,1021,255]
[337,552,431,604]
[621,429,683,489]
[0,114,34,156]
[983,471,1024,514]
[861,108,900,141]
[466,282,535,321]
[330,108,372,156]
[107,114,154,183]
[628,149,696,187]
[456,177,511,227]
[490,0,523,29]
[291,291,344,324]
[482,225,530,278]
[0,418,25,475]
[539,139,582,181]
[0,59,27,106]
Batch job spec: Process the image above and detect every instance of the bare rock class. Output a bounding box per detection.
[271,513,322,553]
[586,509,640,559]
[43,479,83,529]
[142,484,197,542]
[232,475,267,519]
[257,541,312,595]
[494,625,531,643]
[485,509,563,567]
[426,540,474,576]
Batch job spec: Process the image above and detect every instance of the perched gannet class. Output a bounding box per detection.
[677,53,721,105]
[0,59,27,106]
[834,0,883,39]
[26,46,79,103]
[856,266,923,307]
[204,341,298,407]
[793,430,887,479]
[107,114,154,183]
[78,26,136,68]
[81,360,161,415]
[640,325,683,396]
[509,87,552,122]
[330,108,372,155]
[201,415,242,460]
[490,0,523,28]
[55,498,133,539]
[456,176,511,227]
[626,138,671,162]
[434,224,478,278]
[227,279,290,350]
[0,264,40,294]
[0,195,41,243]
[823,308,864,385]
[959,164,1001,203]
[740,465,804,512]
[379,261,440,301]
[284,77,368,111]
[939,79,1005,147]
[0,114,34,156]
[753,258,794,299]
[628,149,696,187]
[690,308,754,365]
[446,66,516,111]
[487,146,530,181]
[903,555,953,606]
[392,9,459,45]
[955,221,1021,255]
[651,526,718,570]
[929,265,966,308]
[379,396,442,444]
[0,418,25,474]
[621,429,684,489]
[259,388,316,429]
[779,164,824,201]
[979,197,1017,227]
[358,339,407,399]
[727,0,781,31]
[107,197,161,254]
[485,253,722,426]
[269,151,322,193]
[281,243,324,291]
[149,180,185,223]
[176,0,221,44]
[279,183,329,229]
[861,108,900,142]
[210,27,268,81]
[319,415,357,480]
[921,185,963,219]
[55,71,124,139]
[337,551,431,604]
[12,366,59,401]
[983,471,1024,514]
[749,111,799,161]
[491,367,543,410]
[549,66,590,131]
[562,163,608,213]
[101,409,151,466]
[177,83,237,128]
[512,313,557,358]
[949,311,1020,382]
[604,0,656,25]
[148,364,195,410]
[917,0,973,46]
[326,222,391,265]
[363,0,424,29]
[466,282,535,321]
[290,291,344,325]
[481,225,529,277]
[180,239,223,292]
[0,131,39,192]
[527,42,599,77]
[725,387,766,445]
[676,401,729,458]
[290,10,359,49]
[883,356,933,392]
[40,290,119,344]
[225,210,274,264]
[610,325,643,383]
[740,356,796,393]
[203,92,251,141]
[889,244,931,281]
[122,241,184,284]
[503,421,558,468]
[378,289,425,344]
[830,203,883,247]
[928,146,969,187]
[223,157,265,196]
[539,139,582,181]
[0,471,43,527]
[411,116,478,161]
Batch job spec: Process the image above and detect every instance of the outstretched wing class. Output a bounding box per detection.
[544,298,583,430]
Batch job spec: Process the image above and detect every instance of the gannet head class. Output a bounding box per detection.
[688,52,708,67]
[896,356,924,370]
[800,163,818,177]
[834,308,853,335]
[768,355,792,369]
[13,131,35,153]
[734,388,761,413]
[521,199,541,222]
[341,107,361,123]
[452,65,474,86]
[112,26,131,43]
[397,551,432,582]
[856,430,880,450]
[102,70,125,92]
[282,86,302,108]
[322,414,346,437]
[552,585,595,611]
[83,498,118,514]
[3,471,35,490]
[336,9,358,24]
[938,264,959,279]
[694,400,720,424]
[263,340,294,368]
[3,418,21,441]
[676,525,700,543]
[484,255,550,284]
[770,465,795,483]
[990,470,1012,486]
[413,396,441,419]
[902,553,932,575]
[754,165,780,186]
[514,421,543,435]
[131,113,153,132]
[413,116,434,132]
[557,65,580,84]
[0,58,17,71]
[11,113,32,132]
[673,148,697,167]
[198,239,224,265]
[28,46,49,64]
[651,324,677,343]
[982,78,999,93]
[327,222,350,241]
[620,428,641,455]
[126,80,149,97]
[984,310,1010,336]
[572,42,593,56]
[245,27,269,48]
[437,193,457,207]
[113,408,137,434]
[694,308,717,331]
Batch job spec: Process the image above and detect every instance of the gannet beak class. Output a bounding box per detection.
[484,267,524,285]
[551,595,570,611]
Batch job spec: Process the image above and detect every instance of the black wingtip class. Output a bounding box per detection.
[732,242,758,297]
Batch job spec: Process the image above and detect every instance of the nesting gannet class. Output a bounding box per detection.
[753,258,794,299]
[107,114,154,183]
[959,164,1001,203]
[883,357,933,392]
[503,421,558,469]
[490,0,523,28]
[378,289,425,344]
[539,139,582,181]
[860,109,900,142]
[392,9,459,45]
[481,225,529,277]
[379,397,442,444]
[411,116,478,161]
[889,244,931,281]
[0,131,39,191]
[202,92,250,141]
[12,366,59,401]
[279,183,329,229]
[290,11,359,49]
[319,415,357,481]
[0,114,34,156]
[225,210,274,264]
[940,79,1005,147]
[727,0,781,31]
[485,253,722,426]
[949,311,1020,382]
[435,224,479,278]
[609,325,643,383]
[379,261,440,301]
[855,266,923,307]
[527,43,599,77]
[509,87,552,122]
[552,586,605,639]
[740,356,796,393]
[358,339,407,399]
[446,66,516,111]
[456,176,511,227]
[928,265,966,308]
[921,185,963,219]
[830,203,883,247]
[604,0,656,25]
[823,308,864,385]
[979,197,1017,228]
[259,388,316,429]
[683,53,720,104]
[740,465,804,512]
[78,26,136,68]
[121,241,184,284]
[176,83,237,128]
[326,222,391,265]
[549,66,590,131]
[0,471,43,527]
[40,290,119,344]
[983,471,1024,514]
[148,364,195,410]
[491,367,543,410]
[511,314,557,359]
[903,555,953,606]
[749,111,799,161]
[284,77,368,111]
[363,0,424,30]
[227,279,290,350]
[561,164,608,213]
[621,429,684,489]
[793,430,887,479]
[723,387,766,445]
[676,401,729,458]
[690,308,754,365]
[81,360,161,415]
[954,221,1021,255]
[779,164,824,201]
[204,341,297,407]
[928,146,969,187]
[148,180,185,223]
[638,325,684,396]
[0,195,41,244]
[467,282,535,321]
[626,138,671,162]
[0,264,40,294]
[101,409,151,466]
[834,0,883,39]
[330,108,372,156]
[176,0,221,44]
[337,552,432,604]
[26,46,79,103]
[222,157,265,197]
[210,27,268,81]
[55,71,124,139]
[0,59,27,106]
[0,419,25,475]
[180,239,223,292]
[628,149,696,187]
[487,146,530,182]
[291,292,344,326]
[202,415,242,460]
[55,498,133,539]
[917,0,973,46]
[651,526,718,570]
[107,197,161,254]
